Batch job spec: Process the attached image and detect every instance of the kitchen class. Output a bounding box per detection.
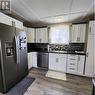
[0,0,95,95]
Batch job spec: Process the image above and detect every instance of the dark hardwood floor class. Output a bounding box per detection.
[24,68,92,95]
[0,68,93,95]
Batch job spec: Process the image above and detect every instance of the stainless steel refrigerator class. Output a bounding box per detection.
[0,23,28,93]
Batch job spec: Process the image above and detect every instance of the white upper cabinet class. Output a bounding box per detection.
[36,28,48,43]
[70,24,86,43]
[88,21,95,35]
[0,12,23,29]
[10,18,23,30]
[0,12,11,26]
[27,28,35,43]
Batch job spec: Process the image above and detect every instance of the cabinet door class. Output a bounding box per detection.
[11,18,23,29]
[49,53,58,71]
[80,24,86,42]
[32,52,37,68]
[41,28,48,43]
[15,20,23,30]
[36,28,42,43]
[36,28,48,43]
[57,54,67,72]
[0,12,11,26]
[71,24,86,43]
[89,21,95,35]
[27,28,35,43]
[28,53,32,69]
[85,35,94,77]
[71,25,79,42]
[67,55,78,74]
[23,27,28,32]
[77,55,85,75]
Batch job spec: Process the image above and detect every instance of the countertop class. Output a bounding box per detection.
[36,51,86,55]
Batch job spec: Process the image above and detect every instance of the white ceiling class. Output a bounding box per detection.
[11,0,95,24]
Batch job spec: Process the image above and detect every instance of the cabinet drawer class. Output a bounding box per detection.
[67,64,77,69]
[68,58,77,63]
[67,67,77,74]
[68,55,78,59]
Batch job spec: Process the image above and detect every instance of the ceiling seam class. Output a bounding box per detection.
[68,0,73,21]
[40,11,87,19]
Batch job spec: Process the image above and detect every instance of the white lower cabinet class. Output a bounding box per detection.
[77,55,85,75]
[28,52,32,69]
[49,53,67,73]
[28,52,37,69]
[67,54,85,75]
[67,55,78,74]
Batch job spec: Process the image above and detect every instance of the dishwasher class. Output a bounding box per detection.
[37,52,49,69]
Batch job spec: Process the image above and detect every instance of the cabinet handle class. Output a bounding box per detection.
[70,58,75,60]
[69,68,75,70]
[78,56,80,61]
[56,58,59,63]
[12,21,15,27]
[70,63,75,65]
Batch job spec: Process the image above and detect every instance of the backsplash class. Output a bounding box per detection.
[27,43,85,53]
[49,43,85,52]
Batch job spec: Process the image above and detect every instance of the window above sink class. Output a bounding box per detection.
[49,25,70,45]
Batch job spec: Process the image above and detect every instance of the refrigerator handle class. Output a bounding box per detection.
[14,36,19,64]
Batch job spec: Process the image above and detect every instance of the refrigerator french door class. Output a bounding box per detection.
[0,23,28,93]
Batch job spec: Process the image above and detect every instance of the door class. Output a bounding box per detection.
[85,35,94,77]
[16,29,28,80]
[0,23,18,92]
